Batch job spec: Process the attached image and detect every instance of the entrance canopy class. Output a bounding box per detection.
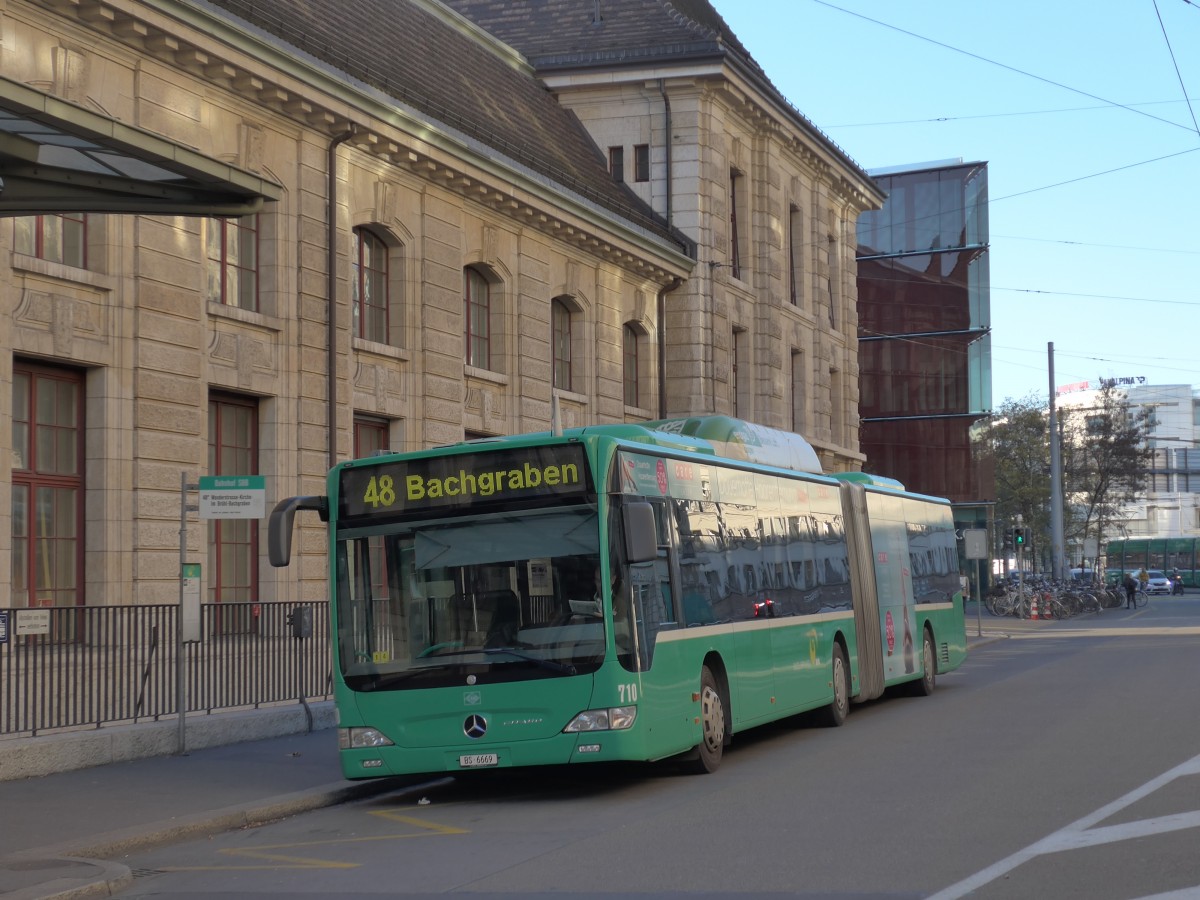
[0,76,280,217]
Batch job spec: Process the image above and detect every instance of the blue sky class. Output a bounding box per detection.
[712,0,1200,407]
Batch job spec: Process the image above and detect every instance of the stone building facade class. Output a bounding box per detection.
[444,0,886,472]
[2,0,692,608]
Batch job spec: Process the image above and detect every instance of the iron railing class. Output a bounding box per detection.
[0,602,332,736]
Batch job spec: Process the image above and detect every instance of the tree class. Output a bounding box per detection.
[1060,381,1151,561]
[975,394,1052,558]
[976,384,1150,571]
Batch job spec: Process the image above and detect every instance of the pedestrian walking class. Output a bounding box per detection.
[1123,572,1138,609]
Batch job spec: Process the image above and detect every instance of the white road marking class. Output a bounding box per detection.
[1009,626,1200,638]
[928,752,1200,900]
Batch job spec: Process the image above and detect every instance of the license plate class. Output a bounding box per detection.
[459,753,499,768]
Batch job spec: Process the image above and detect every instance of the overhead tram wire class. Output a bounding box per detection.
[852,148,1200,265]
[1153,0,1200,138]
[825,98,1200,129]
[991,235,1200,256]
[810,0,1200,136]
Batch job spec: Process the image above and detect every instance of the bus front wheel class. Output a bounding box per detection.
[820,643,850,727]
[689,665,726,774]
[913,628,936,696]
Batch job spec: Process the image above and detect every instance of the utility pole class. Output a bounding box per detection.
[1048,342,1066,580]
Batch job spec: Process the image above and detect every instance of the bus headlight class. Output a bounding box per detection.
[338,727,395,749]
[563,706,637,732]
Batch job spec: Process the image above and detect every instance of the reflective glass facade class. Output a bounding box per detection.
[856,162,993,504]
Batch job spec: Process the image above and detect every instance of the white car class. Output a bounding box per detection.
[1144,570,1173,595]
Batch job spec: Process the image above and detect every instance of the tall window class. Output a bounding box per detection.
[205,215,258,310]
[15,214,87,268]
[208,394,258,610]
[623,324,639,407]
[552,298,572,391]
[608,146,624,181]
[465,266,491,370]
[790,349,805,434]
[827,232,839,328]
[788,204,802,307]
[354,416,390,459]
[354,416,391,596]
[634,144,650,183]
[11,364,84,609]
[732,326,748,417]
[729,170,743,280]
[829,367,844,446]
[353,227,389,343]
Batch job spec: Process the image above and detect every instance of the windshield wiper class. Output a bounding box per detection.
[354,668,439,691]
[480,647,577,675]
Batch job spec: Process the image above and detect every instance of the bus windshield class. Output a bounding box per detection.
[336,505,605,690]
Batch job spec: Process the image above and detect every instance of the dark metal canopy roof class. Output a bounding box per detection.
[0,75,280,217]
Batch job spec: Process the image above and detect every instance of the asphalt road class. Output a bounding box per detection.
[112,598,1200,899]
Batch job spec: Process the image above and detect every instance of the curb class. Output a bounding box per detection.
[0,703,337,783]
[967,632,1009,649]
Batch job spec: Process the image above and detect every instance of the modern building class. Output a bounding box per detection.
[1056,380,1200,546]
[854,160,994,591]
[444,0,886,473]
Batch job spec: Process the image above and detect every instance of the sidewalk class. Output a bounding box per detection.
[0,627,1005,900]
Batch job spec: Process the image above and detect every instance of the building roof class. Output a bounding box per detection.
[199,0,689,252]
[441,0,760,71]
[441,0,871,184]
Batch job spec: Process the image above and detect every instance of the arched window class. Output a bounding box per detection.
[465,266,491,369]
[623,324,639,407]
[552,298,573,391]
[353,227,388,343]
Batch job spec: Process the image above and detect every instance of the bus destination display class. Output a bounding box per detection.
[339,443,591,520]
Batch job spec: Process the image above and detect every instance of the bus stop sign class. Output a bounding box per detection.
[963,528,988,560]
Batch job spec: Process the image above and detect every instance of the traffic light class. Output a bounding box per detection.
[1013,527,1026,547]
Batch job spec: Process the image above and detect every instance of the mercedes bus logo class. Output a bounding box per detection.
[464,714,488,739]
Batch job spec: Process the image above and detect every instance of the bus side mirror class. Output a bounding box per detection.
[622,501,657,564]
[268,496,329,567]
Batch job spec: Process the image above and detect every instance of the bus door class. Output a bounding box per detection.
[621,497,677,672]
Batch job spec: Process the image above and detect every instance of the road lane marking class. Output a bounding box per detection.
[159,809,468,871]
[928,751,1200,900]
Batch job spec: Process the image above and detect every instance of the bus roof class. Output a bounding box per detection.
[630,416,823,474]
[440,416,825,476]
[832,471,907,491]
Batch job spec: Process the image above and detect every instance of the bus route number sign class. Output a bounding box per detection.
[340,444,590,520]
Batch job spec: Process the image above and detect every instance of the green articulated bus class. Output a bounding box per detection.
[269,416,967,778]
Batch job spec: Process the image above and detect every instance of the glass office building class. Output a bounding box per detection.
[857,161,994,585]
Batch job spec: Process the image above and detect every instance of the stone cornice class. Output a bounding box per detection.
[27,0,693,282]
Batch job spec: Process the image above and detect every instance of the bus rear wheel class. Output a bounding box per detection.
[819,643,849,727]
[689,665,726,774]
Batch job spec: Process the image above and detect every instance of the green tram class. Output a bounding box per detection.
[1105,537,1200,587]
[269,417,967,777]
